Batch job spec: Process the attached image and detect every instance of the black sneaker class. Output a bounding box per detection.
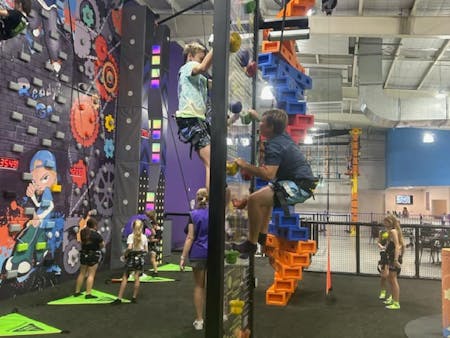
[131,297,137,304]
[151,271,158,277]
[111,298,122,305]
[232,240,257,255]
[257,233,267,246]
[85,294,98,299]
[73,292,82,297]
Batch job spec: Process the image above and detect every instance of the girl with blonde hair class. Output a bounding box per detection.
[180,188,209,330]
[382,214,404,310]
[113,219,148,304]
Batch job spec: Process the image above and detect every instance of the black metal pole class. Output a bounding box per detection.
[415,227,420,278]
[205,0,230,337]
[248,2,260,337]
[157,0,209,24]
[356,225,360,274]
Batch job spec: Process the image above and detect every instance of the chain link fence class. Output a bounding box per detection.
[299,212,449,280]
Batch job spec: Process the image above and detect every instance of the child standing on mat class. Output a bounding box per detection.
[180,188,209,331]
[382,214,404,310]
[0,0,30,41]
[113,219,148,304]
[74,217,104,299]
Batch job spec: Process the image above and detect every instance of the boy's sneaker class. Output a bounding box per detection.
[378,290,386,300]
[193,319,204,330]
[231,240,257,256]
[73,292,82,297]
[385,301,400,310]
[131,297,137,304]
[383,295,393,305]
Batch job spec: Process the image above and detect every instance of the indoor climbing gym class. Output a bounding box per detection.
[0,0,449,337]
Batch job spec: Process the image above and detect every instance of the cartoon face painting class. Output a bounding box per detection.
[2,150,59,277]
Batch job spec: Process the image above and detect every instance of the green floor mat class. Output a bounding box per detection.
[47,289,130,305]
[0,313,62,336]
[152,263,192,272]
[111,274,176,283]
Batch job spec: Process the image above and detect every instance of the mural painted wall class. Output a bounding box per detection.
[0,0,123,299]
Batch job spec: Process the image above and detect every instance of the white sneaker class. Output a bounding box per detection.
[193,319,204,330]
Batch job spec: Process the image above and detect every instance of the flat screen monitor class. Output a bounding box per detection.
[396,195,413,205]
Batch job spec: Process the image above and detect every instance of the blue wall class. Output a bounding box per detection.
[386,128,450,187]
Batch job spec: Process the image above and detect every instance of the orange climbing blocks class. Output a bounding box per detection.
[266,284,292,306]
[274,261,303,279]
[265,234,280,248]
[274,277,298,293]
[276,0,315,17]
[279,251,310,267]
[298,239,317,254]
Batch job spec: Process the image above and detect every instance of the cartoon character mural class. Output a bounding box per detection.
[2,150,64,282]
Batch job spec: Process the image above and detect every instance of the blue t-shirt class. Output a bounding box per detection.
[176,61,208,119]
[264,132,314,182]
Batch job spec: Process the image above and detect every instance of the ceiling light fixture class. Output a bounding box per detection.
[422,132,434,144]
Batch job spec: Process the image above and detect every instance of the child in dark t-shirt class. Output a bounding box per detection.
[0,0,31,41]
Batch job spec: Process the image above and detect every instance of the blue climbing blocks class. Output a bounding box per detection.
[258,53,312,90]
[258,53,277,68]
[277,61,312,90]
[268,222,277,235]
[275,224,310,241]
[278,100,307,115]
[269,212,310,241]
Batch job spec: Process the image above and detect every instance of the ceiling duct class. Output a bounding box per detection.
[358,38,450,128]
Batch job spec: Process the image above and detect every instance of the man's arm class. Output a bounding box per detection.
[192,49,213,75]
[0,9,8,17]
[235,158,278,181]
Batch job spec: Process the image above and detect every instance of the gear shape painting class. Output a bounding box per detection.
[93,163,114,216]
[104,114,115,132]
[84,60,95,79]
[77,0,101,32]
[70,96,100,147]
[81,2,95,29]
[73,25,92,58]
[104,138,114,158]
[96,58,119,101]
[94,35,108,62]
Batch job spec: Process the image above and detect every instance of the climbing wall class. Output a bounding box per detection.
[110,2,169,268]
[0,0,123,299]
[223,1,257,336]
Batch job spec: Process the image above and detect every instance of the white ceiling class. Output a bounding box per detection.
[139,0,450,130]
